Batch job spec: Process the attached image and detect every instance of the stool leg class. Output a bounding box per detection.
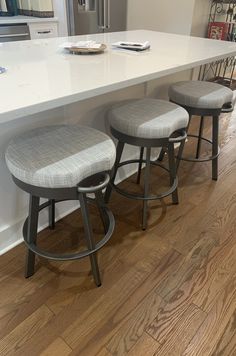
[79,192,101,287]
[95,190,108,234]
[196,116,204,159]
[212,115,219,181]
[104,141,124,204]
[176,115,192,172]
[157,148,166,162]
[142,148,151,230]
[176,139,186,173]
[168,142,179,204]
[136,147,144,184]
[25,195,40,278]
[48,199,55,230]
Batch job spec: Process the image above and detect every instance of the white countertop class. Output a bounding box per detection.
[0,15,58,24]
[1,29,236,123]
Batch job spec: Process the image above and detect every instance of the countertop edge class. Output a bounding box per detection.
[0,16,58,25]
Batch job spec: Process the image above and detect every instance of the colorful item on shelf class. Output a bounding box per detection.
[0,0,7,15]
[0,0,18,16]
[208,22,230,41]
[6,0,18,15]
[0,0,7,14]
[0,0,54,17]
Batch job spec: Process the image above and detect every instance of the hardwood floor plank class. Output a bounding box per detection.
[10,249,178,356]
[45,231,170,315]
[146,237,211,343]
[165,170,236,256]
[147,231,236,343]
[211,310,236,356]
[95,348,112,356]
[106,292,162,355]
[0,304,53,355]
[40,337,72,356]
[146,230,236,344]
[156,233,217,301]
[146,297,190,344]
[0,261,62,340]
[193,233,236,312]
[183,276,236,356]
[154,304,206,356]
[127,332,160,356]
[55,249,180,356]
[62,250,180,354]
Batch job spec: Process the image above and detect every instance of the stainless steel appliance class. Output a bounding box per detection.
[66,0,127,36]
[0,24,30,42]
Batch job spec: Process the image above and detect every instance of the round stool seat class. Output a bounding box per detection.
[109,98,189,139]
[5,125,116,189]
[169,80,233,109]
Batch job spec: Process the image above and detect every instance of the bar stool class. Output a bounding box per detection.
[105,98,189,230]
[168,80,233,180]
[5,125,116,287]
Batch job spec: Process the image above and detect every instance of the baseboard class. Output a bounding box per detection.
[0,201,80,256]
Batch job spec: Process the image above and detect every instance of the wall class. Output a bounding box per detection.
[191,0,211,37]
[127,0,196,35]
[127,0,211,85]
[52,0,68,36]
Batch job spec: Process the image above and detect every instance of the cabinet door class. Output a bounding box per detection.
[29,22,58,39]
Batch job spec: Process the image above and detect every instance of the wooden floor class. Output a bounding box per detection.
[1,108,236,356]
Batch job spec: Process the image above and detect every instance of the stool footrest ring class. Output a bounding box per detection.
[23,200,115,261]
[178,134,220,163]
[111,158,178,201]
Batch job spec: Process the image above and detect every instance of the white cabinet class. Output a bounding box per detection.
[28,21,58,39]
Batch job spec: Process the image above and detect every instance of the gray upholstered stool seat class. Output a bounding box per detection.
[5,125,116,189]
[109,98,189,139]
[5,124,116,287]
[169,80,233,109]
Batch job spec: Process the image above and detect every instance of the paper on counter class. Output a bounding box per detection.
[60,41,102,49]
[112,41,150,51]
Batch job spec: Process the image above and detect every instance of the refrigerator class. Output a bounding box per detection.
[66,0,127,36]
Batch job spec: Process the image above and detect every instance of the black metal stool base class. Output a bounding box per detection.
[105,127,187,230]
[179,134,220,163]
[110,159,178,201]
[23,200,114,261]
[13,172,115,287]
[167,103,222,181]
[176,115,220,181]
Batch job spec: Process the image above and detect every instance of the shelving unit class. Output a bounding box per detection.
[199,0,236,88]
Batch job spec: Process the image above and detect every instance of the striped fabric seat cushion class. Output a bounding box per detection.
[169,81,233,109]
[5,125,116,189]
[109,98,189,139]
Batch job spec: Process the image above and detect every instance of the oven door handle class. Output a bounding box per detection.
[0,33,29,38]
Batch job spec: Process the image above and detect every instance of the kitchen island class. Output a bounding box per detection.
[1,30,236,123]
[1,30,236,253]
